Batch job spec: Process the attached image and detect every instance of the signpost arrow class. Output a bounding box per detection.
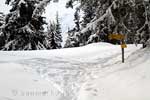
[108,34,125,40]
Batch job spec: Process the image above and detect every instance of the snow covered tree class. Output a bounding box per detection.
[55,12,63,48]
[65,0,150,48]
[80,0,100,28]
[65,0,111,47]
[46,13,62,49]
[0,12,5,27]
[64,28,80,48]
[0,12,5,48]
[46,22,56,49]
[74,7,80,32]
[1,0,51,50]
[136,0,150,48]
[66,0,73,8]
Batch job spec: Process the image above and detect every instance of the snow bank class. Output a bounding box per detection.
[78,48,150,100]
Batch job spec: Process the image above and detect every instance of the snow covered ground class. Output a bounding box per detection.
[0,43,149,100]
[78,47,150,100]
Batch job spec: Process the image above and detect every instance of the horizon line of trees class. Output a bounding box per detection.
[0,0,150,51]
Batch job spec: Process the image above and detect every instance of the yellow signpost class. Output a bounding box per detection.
[109,33,127,63]
[121,44,127,48]
[108,34,125,40]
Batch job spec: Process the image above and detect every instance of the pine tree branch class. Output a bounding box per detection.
[81,0,118,33]
[32,0,51,18]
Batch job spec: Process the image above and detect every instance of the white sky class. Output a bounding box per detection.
[0,0,10,14]
[44,0,75,32]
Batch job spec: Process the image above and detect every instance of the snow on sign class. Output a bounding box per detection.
[108,34,125,40]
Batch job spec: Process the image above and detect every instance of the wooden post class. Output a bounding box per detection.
[108,33,126,63]
[122,47,124,63]
[121,39,125,63]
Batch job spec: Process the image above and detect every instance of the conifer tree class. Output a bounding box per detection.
[136,0,150,48]
[1,0,51,50]
[46,13,62,49]
[0,12,5,27]
[0,12,5,48]
[46,22,57,49]
[74,7,80,32]
[55,12,63,48]
[65,0,150,48]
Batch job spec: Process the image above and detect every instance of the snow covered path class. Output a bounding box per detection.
[0,43,142,100]
[78,48,150,100]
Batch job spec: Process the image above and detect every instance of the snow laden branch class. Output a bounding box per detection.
[0,0,54,50]
[135,0,150,47]
[81,0,123,34]
[81,8,109,33]
[32,0,51,18]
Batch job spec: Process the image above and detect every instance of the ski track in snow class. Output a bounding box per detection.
[15,50,135,100]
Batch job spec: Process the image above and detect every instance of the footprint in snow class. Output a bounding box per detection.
[85,87,93,91]
[85,88,98,96]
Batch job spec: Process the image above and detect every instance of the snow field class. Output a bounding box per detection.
[0,43,144,100]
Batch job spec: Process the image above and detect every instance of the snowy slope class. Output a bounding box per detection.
[0,43,148,100]
[78,48,150,100]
